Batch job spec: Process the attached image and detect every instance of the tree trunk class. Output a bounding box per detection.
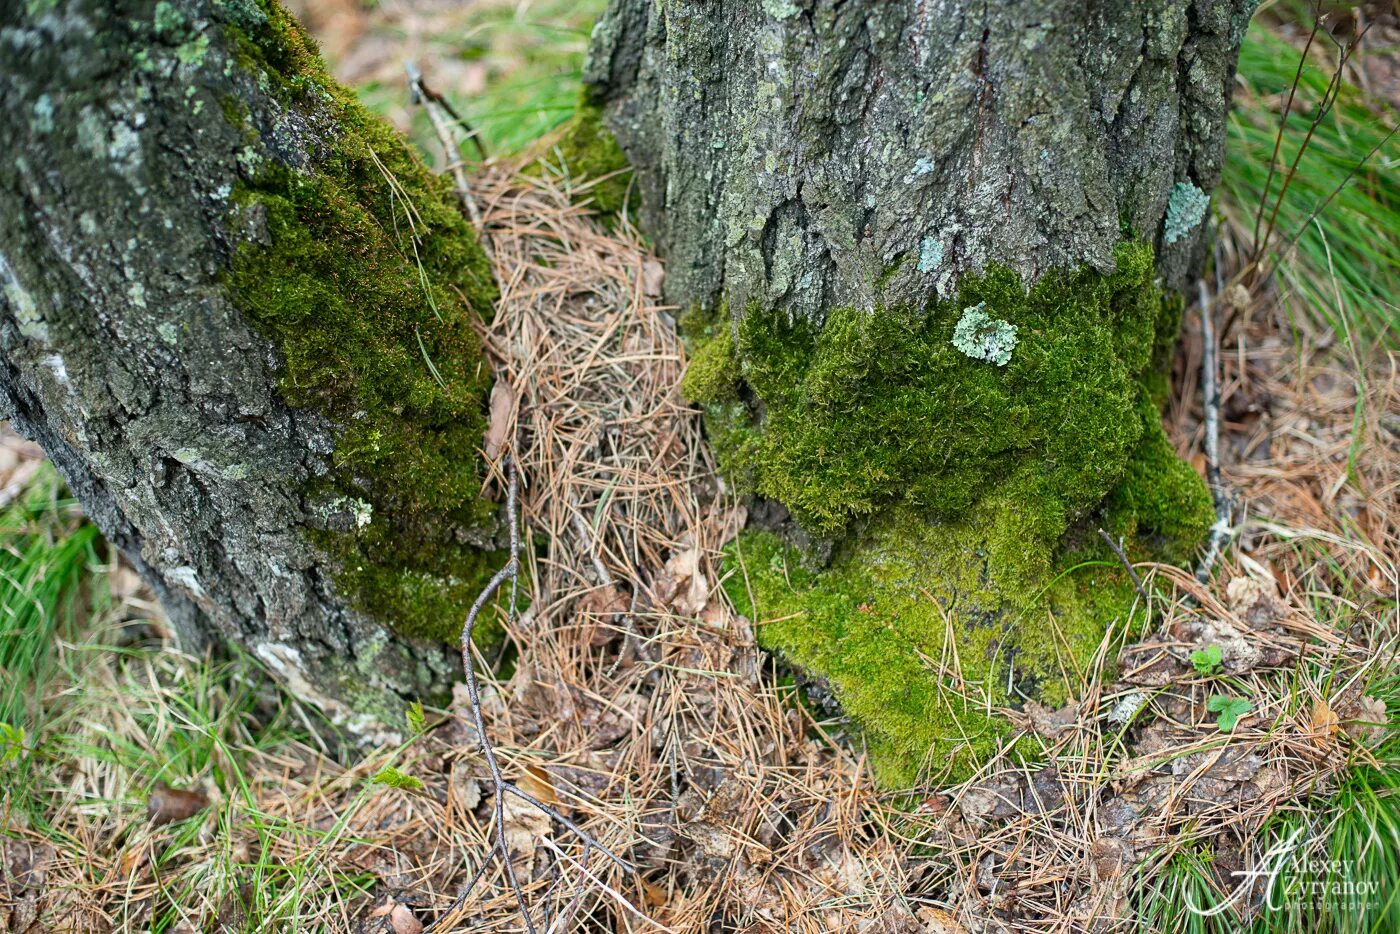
[585,0,1254,782]
[0,0,500,742]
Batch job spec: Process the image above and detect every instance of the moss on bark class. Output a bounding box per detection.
[532,99,635,219]
[220,0,504,645]
[691,242,1213,784]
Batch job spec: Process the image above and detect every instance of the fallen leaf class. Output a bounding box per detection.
[518,764,559,806]
[641,878,669,908]
[501,787,550,870]
[388,904,422,934]
[642,258,665,297]
[916,905,967,933]
[483,378,515,461]
[147,781,209,826]
[369,898,423,934]
[1343,695,1388,747]
[657,547,709,615]
[1309,698,1340,746]
[1089,836,1133,881]
[1023,700,1080,738]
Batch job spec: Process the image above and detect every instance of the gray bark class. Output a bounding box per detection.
[586,0,1256,321]
[0,0,490,741]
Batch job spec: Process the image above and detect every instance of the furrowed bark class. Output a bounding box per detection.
[587,0,1255,319]
[0,0,499,740]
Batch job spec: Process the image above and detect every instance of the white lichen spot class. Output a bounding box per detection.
[126,281,147,309]
[1108,691,1149,725]
[902,156,936,184]
[42,353,69,387]
[1163,181,1210,244]
[762,0,800,19]
[321,496,374,529]
[952,302,1018,366]
[32,95,54,134]
[166,565,206,598]
[917,235,944,272]
[157,321,179,343]
[0,253,46,341]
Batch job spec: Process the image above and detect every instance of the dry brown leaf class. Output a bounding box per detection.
[658,546,709,615]
[1309,698,1340,745]
[916,905,967,933]
[1344,695,1388,747]
[1023,700,1080,738]
[519,764,559,807]
[642,258,665,297]
[501,787,551,869]
[483,378,515,462]
[369,898,423,934]
[147,781,209,826]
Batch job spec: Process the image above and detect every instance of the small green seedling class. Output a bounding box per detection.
[1190,645,1223,677]
[1207,695,1251,732]
[0,722,24,763]
[371,766,424,791]
[405,701,427,735]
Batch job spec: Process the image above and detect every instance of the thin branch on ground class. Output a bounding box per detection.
[1097,527,1148,603]
[424,452,633,934]
[1195,278,1232,583]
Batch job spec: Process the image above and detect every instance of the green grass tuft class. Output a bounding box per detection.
[1221,24,1400,348]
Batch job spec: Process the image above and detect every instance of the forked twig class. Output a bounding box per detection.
[407,61,490,251]
[424,452,633,933]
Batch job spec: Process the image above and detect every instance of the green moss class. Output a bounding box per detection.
[537,100,634,218]
[679,313,739,404]
[702,242,1214,784]
[221,1,505,645]
[692,242,1171,537]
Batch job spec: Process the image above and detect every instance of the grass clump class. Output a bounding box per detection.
[1221,24,1399,348]
[219,1,506,644]
[534,99,635,218]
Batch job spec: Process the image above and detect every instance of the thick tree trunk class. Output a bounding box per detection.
[0,0,499,741]
[586,0,1255,783]
[587,0,1254,315]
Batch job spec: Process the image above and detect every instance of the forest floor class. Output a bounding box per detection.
[1,2,1398,933]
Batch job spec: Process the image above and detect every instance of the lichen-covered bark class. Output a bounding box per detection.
[0,0,498,741]
[587,0,1255,319]
[588,0,1254,783]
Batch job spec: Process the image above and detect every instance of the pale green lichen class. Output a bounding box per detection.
[952,302,1018,365]
[917,235,944,273]
[1164,181,1211,244]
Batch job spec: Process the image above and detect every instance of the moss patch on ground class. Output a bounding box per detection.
[220,0,505,645]
[693,242,1214,784]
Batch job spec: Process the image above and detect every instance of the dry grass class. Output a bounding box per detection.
[1,150,1395,932]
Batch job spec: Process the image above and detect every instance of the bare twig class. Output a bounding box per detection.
[1096,527,1148,604]
[407,61,490,252]
[1195,279,1232,582]
[426,452,633,934]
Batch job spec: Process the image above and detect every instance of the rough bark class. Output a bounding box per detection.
[0,0,498,741]
[585,0,1257,783]
[587,0,1255,320]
